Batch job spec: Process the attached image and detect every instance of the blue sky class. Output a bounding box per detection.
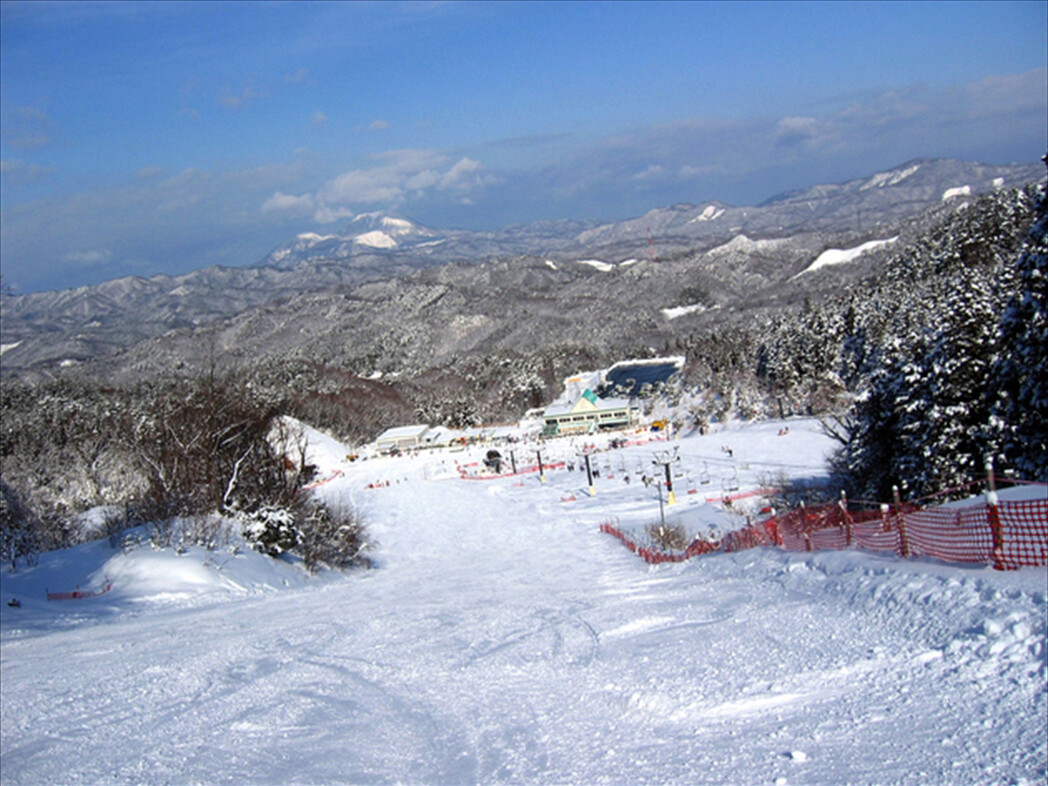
[1,0,1045,293]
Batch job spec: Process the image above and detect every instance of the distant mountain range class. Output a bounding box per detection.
[1,157,1042,379]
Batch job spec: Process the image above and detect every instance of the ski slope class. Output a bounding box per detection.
[2,419,1045,785]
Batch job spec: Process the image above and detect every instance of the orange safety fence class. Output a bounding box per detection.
[458,460,567,480]
[47,578,112,601]
[602,494,1048,570]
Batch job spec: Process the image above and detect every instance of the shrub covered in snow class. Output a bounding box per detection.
[297,503,371,573]
[241,505,300,558]
[240,502,371,573]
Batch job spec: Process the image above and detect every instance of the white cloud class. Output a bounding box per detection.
[318,168,405,205]
[632,164,666,181]
[261,192,316,215]
[312,111,328,126]
[63,248,112,265]
[440,156,482,188]
[217,84,264,109]
[258,149,495,223]
[3,106,54,149]
[405,169,441,190]
[0,158,54,183]
[369,119,390,131]
[312,205,356,224]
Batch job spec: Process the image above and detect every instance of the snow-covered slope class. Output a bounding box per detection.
[2,419,1045,785]
[795,236,899,277]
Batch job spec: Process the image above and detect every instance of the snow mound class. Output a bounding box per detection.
[0,530,312,632]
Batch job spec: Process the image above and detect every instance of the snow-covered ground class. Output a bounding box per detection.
[2,419,1045,785]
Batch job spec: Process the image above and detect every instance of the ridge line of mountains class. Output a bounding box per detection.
[1,157,1043,380]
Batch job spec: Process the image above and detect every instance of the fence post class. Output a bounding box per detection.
[839,490,853,547]
[893,485,911,558]
[985,457,1007,570]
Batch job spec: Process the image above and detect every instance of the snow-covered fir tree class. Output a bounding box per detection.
[830,183,1043,500]
[990,179,1048,481]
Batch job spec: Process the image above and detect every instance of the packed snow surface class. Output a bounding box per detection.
[2,419,1045,785]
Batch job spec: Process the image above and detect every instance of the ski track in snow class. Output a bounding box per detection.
[2,419,1045,785]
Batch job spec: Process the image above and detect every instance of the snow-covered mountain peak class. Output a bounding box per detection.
[340,212,433,238]
[259,213,447,269]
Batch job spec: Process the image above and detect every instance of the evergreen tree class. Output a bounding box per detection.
[990,180,1048,481]
[901,267,999,495]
